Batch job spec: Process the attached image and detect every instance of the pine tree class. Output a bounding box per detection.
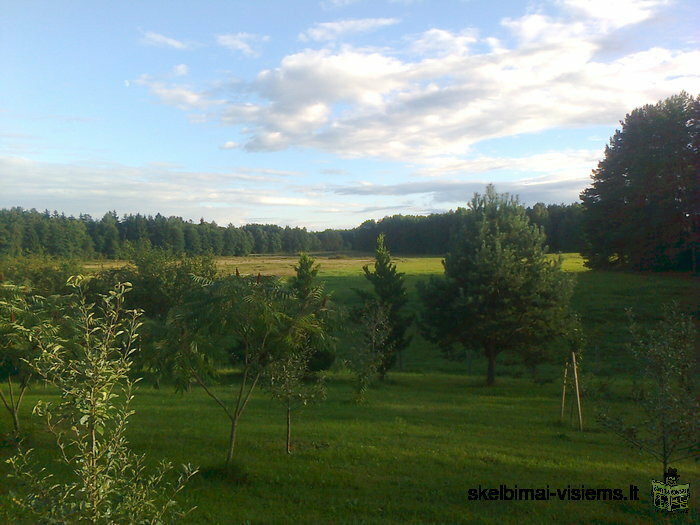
[580,92,699,271]
[419,185,575,386]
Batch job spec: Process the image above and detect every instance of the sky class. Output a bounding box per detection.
[1,0,698,230]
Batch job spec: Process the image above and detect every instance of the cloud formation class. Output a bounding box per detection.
[0,156,321,225]
[332,174,589,205]
[144,1,697,177]
[299,18,400,41]
[141,31,190,49]
[172,64,189,76]
[217,33,270,56]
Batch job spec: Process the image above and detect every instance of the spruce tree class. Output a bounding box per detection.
[358,234,412,378]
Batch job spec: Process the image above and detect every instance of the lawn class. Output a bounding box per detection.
[1,254,698,524]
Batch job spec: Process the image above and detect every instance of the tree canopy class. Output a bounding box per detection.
[418,185,575,386]
[580,92,700,272]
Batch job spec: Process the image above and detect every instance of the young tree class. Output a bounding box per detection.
[597,305,698,480]
[356,234,412,378]
[264,344,326,454]
[6,277,196,523]
[288,253,337,371]
[262,253,333,454]
[347,301,392,403]
[0,285,44,440]
[418,185,575,386]
[172,274,325,466]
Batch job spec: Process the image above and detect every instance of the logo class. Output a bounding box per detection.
[651,468,690,513]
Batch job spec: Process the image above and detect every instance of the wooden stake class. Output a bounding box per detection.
[560,362,569,421]
[571,351,583,431]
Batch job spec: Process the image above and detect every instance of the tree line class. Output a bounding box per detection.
[1,92,696,272]
[0,203,585,260]
[0,210,322,258]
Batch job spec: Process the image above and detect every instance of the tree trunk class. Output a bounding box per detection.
[225,417,238,467]
[11,408,20,438]
[486,346,496,386]
[286,403,292,455]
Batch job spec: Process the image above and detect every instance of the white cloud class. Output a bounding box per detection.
[143,2,699,176]
[135,75,223,110]
[331,173,590,206]
[412,149,602,177]
[0,156,330,226]
[325,148,600,205]
[216,33,269,56]
[173,64,189,76]
[147,84,218,110]
[235,167,303,177]
[558,0,670,30]
[410,28,478,56]
[142,31,190,50]
[220,141,238,150]
[299,18,400,41]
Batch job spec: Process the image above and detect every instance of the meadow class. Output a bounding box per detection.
[2,254,698,524]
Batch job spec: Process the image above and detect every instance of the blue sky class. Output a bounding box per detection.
[1,0,698,229]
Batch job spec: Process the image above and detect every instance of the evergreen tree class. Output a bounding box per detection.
[418,185,575,386]
[288,253,337,371]
[98,212,121,258]
[357,234,412,378]
[580,92,699,271]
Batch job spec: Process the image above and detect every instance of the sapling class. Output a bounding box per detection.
[0,284,44,440]
[347,301,392,403]
[6,276,196,524]
[264,341,326,454]
[597,304,698,480]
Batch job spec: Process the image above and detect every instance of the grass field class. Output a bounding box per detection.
[2,254,698,524]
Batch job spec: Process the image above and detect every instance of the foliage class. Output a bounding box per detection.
[5,277,196,524]
[0,284,56,439]
[86,248,218,387]
[346,301,392,403]
[171,273,327,465]
[288,253,337,371]
[418,185,575,385]
[356,235,412,378]
[0,203,587,260]
[0,255,83,296]
[580,92,700,272]
[597,304,698,480]
[264,345,326,454]
[525,203,585,253]
[0,256,697,524]
[264,253,333,453]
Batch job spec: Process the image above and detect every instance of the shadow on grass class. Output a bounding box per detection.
[198,461,251,485]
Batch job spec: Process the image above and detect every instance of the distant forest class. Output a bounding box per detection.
[0,204,584,258]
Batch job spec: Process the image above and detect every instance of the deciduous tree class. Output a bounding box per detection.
[7,277,195,523]
[597,304,698,480]
[172,273,326,465]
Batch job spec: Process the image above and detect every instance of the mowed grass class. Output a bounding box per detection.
[2,254,698,524]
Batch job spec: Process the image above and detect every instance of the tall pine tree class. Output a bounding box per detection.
[580,92,699,272]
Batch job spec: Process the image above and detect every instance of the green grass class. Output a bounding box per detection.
[3,376,697,524]
[1,254,698,524]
